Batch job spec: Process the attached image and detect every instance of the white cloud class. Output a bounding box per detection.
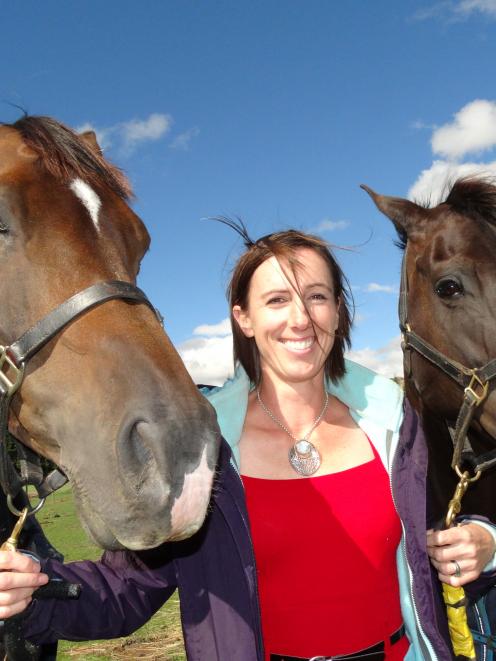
[75,113,172,156]
[179,319,403,384]
[365,283,398,294]
[408,159,496,204]
[411,119,437,131]
[346,336,403,378]
[455,0,496,16]
[178,322,234,385]
[193,318,231,337]
[431,100,496,160]
[170,127,200,151]
[120,114,172,152]
[311,218,350,233]
[413,0,496,20]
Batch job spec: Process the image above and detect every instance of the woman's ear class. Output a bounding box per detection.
[232,305,255,337]
[334,297,341,331]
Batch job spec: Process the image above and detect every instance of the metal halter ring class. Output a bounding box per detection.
[6,493,45,517]
[455,464,482,482]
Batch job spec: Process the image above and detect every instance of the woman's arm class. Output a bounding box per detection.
[0,547,177,645]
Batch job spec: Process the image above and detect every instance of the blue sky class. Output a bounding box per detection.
[2,0,496,383]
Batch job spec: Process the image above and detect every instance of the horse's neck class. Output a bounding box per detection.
[418,412,457,525]
[419,407,496,524]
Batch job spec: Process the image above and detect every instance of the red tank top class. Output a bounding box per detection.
[242,442,409,660]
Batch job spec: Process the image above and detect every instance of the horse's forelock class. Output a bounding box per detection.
[3,116,133,200]
[444,177,496,227]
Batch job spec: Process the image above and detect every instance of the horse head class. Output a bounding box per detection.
[362,179,496,448]
[0,116,220,550]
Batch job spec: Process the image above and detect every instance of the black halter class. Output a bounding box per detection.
[0,280,160,504]
[399,251,496,476]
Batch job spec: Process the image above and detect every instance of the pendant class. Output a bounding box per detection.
[288,439,321,476]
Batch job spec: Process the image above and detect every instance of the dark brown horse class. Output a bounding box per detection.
[0,116,220,551]
[363,178,496,523]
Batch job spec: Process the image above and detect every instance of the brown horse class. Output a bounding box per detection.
[0,116,220,551]
[363,178,496,523]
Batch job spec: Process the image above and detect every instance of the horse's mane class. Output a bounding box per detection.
[444,177,496,226]
[396,177,496,252]
[4,115,132,200]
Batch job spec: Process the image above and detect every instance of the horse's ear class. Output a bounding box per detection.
[79,130,102,154]
[360,184,424,236]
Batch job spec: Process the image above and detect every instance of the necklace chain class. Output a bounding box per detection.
[256,388,329,443]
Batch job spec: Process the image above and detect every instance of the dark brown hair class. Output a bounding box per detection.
[227,228,352,385]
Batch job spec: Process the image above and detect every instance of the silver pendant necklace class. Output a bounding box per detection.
[256,388,329,476]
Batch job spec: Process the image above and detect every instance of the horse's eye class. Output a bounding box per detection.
[435,278,463,299]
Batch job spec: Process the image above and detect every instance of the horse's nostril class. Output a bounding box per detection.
[120,421,156,496]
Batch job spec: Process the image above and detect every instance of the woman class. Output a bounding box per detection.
[0,228,494,660]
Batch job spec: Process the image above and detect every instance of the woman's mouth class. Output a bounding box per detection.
[280,337,315,352]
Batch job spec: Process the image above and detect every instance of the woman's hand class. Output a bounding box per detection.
[427,523,496,587]
[0,551,49,617]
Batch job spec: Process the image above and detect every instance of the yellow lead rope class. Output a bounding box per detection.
[442,468,480,659]
[443,583,475,659]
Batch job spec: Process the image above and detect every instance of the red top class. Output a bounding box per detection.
[242,442,409,660]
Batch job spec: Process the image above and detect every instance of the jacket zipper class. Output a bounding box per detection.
[230,457,265,661]
[387,433,439,660]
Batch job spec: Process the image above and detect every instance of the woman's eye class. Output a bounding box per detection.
[309,293,327,301]
[435,278,464,299]
[267,297,286,305]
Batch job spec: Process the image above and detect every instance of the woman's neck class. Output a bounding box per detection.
[256,371,328,435]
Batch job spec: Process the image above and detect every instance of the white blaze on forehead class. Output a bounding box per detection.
[70,178,101,229]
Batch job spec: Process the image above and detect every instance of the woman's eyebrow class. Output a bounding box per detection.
[261,288,291,298]
[306,282,332,289]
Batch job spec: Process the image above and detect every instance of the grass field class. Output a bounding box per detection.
[36,485,186,660]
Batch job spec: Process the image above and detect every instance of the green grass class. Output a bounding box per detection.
[35,485,186,660]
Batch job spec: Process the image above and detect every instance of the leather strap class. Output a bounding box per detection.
[8,280,156,366]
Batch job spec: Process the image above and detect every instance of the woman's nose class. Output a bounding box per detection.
[289,300,310,328]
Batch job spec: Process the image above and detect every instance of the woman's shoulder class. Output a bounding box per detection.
[330,359,404,432]
[199,367,250,404]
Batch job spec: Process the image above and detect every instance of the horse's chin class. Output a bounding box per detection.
[72,494,170,551]
[70,484,209,551]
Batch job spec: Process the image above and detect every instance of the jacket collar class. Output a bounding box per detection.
[204,359,404,466]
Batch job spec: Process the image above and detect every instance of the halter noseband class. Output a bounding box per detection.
[0,280,161,510]
[399,251,496,477]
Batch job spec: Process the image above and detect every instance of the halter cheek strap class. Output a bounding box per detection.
[0,280,161,504]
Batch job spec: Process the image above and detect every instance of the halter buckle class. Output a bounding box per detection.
[464,373,488,407]
[0,346,25,397]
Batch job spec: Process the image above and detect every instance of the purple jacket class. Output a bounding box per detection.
[21,397,494,660]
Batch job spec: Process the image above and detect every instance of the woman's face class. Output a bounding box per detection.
[233,247,339,385]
